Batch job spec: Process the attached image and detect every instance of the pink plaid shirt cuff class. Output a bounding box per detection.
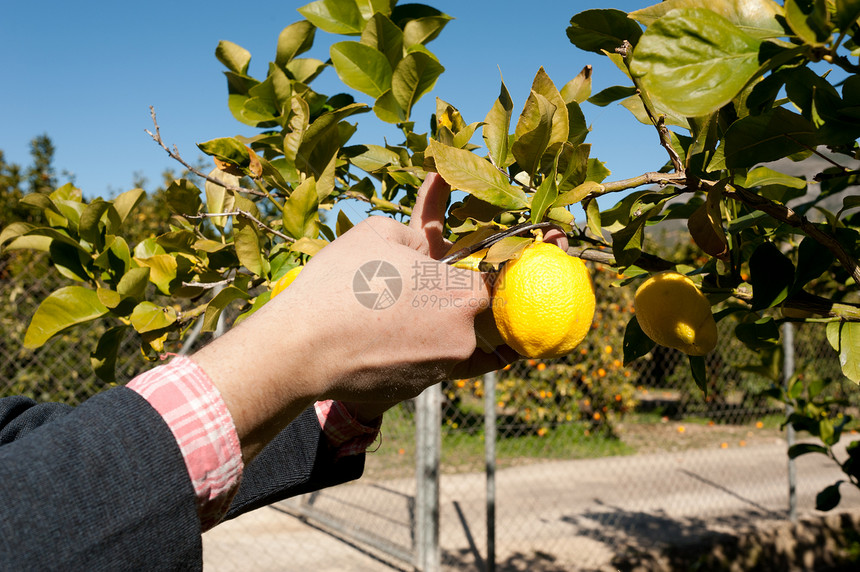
[127,357,382,530]
[314,400,382,459]
[127,355,243,531]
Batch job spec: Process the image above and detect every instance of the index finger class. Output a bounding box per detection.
[409,172,451,259]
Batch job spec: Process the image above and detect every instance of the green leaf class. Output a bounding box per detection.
[566,9,643,54]
[735,316,781,349]
[391,51,444,119]
[724,108,818,169]
[283,178,320,239]
[630,9,762,117]
[427,140,528,210]
[130,302,177,334]
[298,0,365,34]
[403,15,452,47]
[554,181,601,208]
[788,443,829,458]
[585,198,603,239]
[530,67,569,155]
[512,91,556,179]
[611,214,647,267]
[347,143,402,173]
[24,286,109,348]
[197,137,252,171]
[373,90,407,123]
[117,267,151,301]
[820,417,838,446]
[90,325,130,383]
[585,159,612,183]
[483,80,514,168]
[689,355,708,395]
[336,210,354,236]
[330,41,392,99]
[630,0,785,38]
[556,143,591,193]
[49,241,90,282]
[133,254,177,295]
[587,85,638,107]
[276,20,316,66]
[835,0,860,30]
[204,168,239,230]
[794,237,834,292]
[816,482,843,511]
[164,179,202,217]
[296,103,369,178]
[530,169,558,224]
[827,322,860,383]
[111,188,146,229]
[79,199,112,250]
[749,242,795,310]
[232,206,264,277]
[561,66,593,104]
[203,286,252,332]
[215,40,251,74]
[361,13,404,69]
[623,316,656,364]
[785,0,832,45]
[743,166,808,188]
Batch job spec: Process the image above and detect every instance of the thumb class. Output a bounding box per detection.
[409,172,451,259]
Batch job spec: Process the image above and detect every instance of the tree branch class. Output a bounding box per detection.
[721,183,860,285]
[187,210,294,242]
[145,106,268,198]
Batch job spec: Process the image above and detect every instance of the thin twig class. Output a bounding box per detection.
[187,210,294,242]
[145,106,268,198]
[344,191,412,216]
[182,278,233,289]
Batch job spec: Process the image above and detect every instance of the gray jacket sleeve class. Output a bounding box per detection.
[0,387,366,570]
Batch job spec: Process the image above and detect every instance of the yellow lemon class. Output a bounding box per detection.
[270,266,303,298]
[492,242,596,359]
[633,271,717,356]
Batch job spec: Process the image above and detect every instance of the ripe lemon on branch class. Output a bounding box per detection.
[633,271,717,356]
[492,241,596,359]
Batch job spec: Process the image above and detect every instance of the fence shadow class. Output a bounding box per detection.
[560,501,778,561]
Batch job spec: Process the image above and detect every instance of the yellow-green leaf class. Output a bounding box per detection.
[24,286,108,348]
[427,140,528,210]
[130,302,178,334]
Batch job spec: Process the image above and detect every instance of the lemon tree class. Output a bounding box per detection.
[5,0,860,508]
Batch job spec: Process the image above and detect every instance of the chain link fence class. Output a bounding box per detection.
[3,252,859,571]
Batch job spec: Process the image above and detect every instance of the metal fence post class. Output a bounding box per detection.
[783,322,797,522]
[483,371,497,572]
[415,384,441,571]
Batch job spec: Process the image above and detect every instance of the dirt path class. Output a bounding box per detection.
[202,438,860,571]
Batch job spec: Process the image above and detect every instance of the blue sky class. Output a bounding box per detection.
[1,1,664,208]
